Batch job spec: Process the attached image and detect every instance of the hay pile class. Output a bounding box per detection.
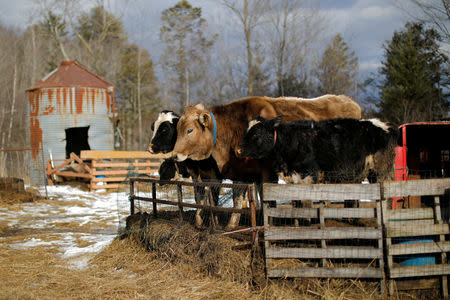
[122,212,255,285]
[0,186,43,206]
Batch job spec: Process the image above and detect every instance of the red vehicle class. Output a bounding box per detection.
[393,121,450,208]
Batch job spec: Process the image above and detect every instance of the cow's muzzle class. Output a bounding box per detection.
[175,153,188,162]
[147,144,154,154]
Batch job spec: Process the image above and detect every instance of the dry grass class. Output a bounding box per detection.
[0,184,442,299]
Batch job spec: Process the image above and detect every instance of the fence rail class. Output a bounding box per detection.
[128,178,258,237]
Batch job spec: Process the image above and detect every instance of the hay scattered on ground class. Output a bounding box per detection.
[0,186,44,206]
[123,213,254,285]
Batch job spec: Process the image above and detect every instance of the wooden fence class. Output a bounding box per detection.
[262,178,450,297]
[263,183,385,290]
[47,151,166,192]
[382,179,450,298]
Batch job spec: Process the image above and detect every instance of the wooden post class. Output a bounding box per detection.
[434,195,448,299]
[208,187,216,230]
[376,200,386,294]
[177,182,183,222]
[319,202,327,267]
[152,182,157,218]
[248,185,257,244]
[129,179,135,215]
[381,199,395,295]
[90,159,96,192]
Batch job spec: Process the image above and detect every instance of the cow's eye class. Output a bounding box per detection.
[187,128,193,135]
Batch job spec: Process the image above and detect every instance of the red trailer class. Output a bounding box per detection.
[393,121,450,208]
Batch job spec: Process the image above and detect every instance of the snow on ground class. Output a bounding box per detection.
[0,185,128,269]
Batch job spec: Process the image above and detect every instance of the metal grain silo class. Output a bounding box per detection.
[26,60,117,184]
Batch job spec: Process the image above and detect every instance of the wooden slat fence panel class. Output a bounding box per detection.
[263,183,381,201]
[262,182,385,288]
[381,178,450,298]
[79,151,164,192]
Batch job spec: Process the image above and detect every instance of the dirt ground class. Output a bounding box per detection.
[0,184,441,300]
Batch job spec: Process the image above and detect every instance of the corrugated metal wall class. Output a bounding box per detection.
[28,87,115,184]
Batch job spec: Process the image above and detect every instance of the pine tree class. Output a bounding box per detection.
[379,22,449,125]
[316,33,358,97]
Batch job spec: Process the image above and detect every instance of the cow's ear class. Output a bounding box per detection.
[198,112,210,128]
[272,115,282,128]
[151,122,155,131]
[195,103,205,110]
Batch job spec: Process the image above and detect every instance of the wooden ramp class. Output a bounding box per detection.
[262,183,385,290]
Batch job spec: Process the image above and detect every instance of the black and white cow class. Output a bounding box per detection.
[147,110,222,228]
[238,116,395,183]
[148,111,191,180]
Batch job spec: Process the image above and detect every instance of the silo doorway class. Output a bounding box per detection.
[65,126,91,158]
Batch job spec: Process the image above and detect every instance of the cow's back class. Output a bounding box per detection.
[266,94,361,122]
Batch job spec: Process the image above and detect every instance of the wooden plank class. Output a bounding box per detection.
[263,183,381,202]
[69,152,91,173]
[92,183,120,189]
[395,278,440,290]
[388,241,450,256]
[81,150,168,160]
[389,264,450,278]
[265,227,381,240]
[92,177,134,182]
[386,223,450,238]
[385,208,435,220]
[266,246,382,259]
[93,169,153,176]
[54,171,91,178]
[267,267,383,278]
[92,162,160,168]
[47,158,72,175]
[265,207,376,219]
[382,178,450,198]
[387,219,435,227]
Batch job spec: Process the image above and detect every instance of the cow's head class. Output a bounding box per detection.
[147,110,180,154]
[238,116,282,159]
[173,104,214,161]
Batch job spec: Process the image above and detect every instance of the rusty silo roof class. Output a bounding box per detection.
[27,60,114,91]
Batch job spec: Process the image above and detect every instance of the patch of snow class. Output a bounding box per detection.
[2,185,125,269]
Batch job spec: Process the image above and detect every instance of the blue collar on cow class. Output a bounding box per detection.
[210,112,217,145]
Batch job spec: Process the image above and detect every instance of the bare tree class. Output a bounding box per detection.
[264,0,325,96]
[396,0,450,45]
[218,0,269,96]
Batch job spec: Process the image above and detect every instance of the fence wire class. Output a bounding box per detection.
[119,178,257,234]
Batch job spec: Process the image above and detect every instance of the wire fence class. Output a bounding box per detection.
[0,147,46,186]
[120,178,259,234]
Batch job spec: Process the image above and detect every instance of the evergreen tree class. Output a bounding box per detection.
[75,6,126,78]
[316,34,358,97]
[38,12,69,71]
[160,0,215,111]
[379,22,449,125]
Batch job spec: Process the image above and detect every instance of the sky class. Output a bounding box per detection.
[0,0,417,79]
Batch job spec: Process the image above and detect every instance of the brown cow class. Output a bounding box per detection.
[173,94,361,230]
